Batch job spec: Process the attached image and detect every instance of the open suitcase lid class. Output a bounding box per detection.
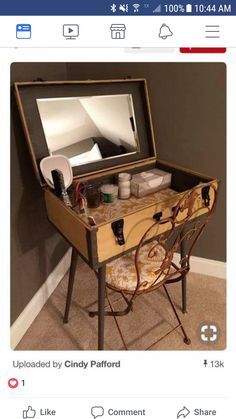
[14,79,157,187]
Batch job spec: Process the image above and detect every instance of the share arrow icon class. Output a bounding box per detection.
[177,406,190,418]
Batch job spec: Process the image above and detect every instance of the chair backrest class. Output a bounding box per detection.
[133,182,218,295]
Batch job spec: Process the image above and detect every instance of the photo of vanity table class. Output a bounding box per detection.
[14,78,219,350]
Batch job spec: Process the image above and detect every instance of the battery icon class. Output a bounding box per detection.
[186,4,192,13]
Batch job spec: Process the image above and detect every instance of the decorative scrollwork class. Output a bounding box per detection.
[132,183,218,298]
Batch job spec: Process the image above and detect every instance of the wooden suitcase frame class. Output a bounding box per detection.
[14,79,219,270]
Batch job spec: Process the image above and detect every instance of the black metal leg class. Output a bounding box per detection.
[181,277,187,314]
[98,265,106,350]
[180,232,187,313]
[63,247,78,323]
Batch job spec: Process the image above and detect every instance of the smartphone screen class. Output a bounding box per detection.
[1,1,233,418]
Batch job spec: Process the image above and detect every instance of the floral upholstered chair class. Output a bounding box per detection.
[99,183,217,349]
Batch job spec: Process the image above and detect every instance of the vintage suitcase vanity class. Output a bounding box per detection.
[14,79,219,349]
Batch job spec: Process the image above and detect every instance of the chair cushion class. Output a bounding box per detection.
[106,241,167,292]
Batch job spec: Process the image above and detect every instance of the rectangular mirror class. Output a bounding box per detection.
[36,94,139,167]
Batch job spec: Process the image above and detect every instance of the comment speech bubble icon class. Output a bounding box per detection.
[91,406,104,419]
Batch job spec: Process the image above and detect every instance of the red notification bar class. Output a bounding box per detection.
[180,48,226,53]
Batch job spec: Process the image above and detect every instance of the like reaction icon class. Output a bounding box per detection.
[22,406,36,418]
[8,377,19,389]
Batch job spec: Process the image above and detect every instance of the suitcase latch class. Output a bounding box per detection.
[111,219,125,245]
[202,186,210,207]
[153,211,163,221]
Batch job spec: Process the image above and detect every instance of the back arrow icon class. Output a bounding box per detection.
[177,406,190,418]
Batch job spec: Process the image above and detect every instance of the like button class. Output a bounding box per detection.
[22,406,36,418]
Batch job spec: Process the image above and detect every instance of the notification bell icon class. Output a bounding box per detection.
[159,23,173,39]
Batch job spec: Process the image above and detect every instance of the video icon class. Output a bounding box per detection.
[63,24,79,39]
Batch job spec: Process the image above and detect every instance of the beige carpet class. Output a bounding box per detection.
[16,257,226,351]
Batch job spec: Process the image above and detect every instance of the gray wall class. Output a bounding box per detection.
[11,62,226,324]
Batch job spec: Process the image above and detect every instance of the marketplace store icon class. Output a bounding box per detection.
[110,24,126,39]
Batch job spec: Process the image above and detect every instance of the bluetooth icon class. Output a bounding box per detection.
[111,3,117,13]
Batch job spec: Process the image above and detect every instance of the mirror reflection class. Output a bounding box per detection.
[36,94,139,167]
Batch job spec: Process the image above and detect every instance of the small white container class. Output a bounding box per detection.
[118,173,131,199]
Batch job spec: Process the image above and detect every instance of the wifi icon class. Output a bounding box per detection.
[133,3,140,12]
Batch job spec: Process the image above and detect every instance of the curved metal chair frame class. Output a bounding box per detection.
[89,182,217,349]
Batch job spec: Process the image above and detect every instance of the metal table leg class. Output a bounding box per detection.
[63,247,78,323]
[180,232,187,314]
[181,276,187,314]
[98,265,106,350]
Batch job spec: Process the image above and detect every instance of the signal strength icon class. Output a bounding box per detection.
[133,3,140,12]
[119,4,129,12]
[153,4,161,13]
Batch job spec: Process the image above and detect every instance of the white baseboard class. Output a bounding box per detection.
[11,248,72,349]
[174,254,226,279]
